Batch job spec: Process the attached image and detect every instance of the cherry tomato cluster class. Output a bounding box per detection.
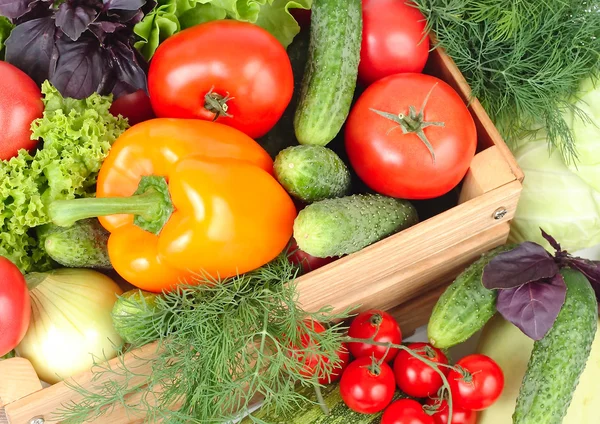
[324,310,506,424]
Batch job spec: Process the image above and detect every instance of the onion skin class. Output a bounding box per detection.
[15,269,123,384]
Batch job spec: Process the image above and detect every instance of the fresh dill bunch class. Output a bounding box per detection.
[54,254,353,424]
[413,0,600,164]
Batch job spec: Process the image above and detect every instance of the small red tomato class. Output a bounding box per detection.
[288,319,327,378]
[448,354,504,411]
[109,90,155,126]
[0,257,31,357]
[0,61,43,160]
[424,399,477,424]
[393,342,449,398]
[340,356,396,414]
[318,342,350,385]
[381,399,435,424]
[347,310,402,362]
[359,0,430,86]
[287,238,335,273]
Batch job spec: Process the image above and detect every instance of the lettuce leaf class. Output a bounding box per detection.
[134,0,311,60]
[0,16,13,60]
[0,81,128,272]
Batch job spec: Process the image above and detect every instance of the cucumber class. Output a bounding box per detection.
[293,0,362,146]
[427,244,516,349]
[513,268,598,424]
[294,194,418,258]
[274,146,351,203]
[242,382,403,424]
[42,218,111,268]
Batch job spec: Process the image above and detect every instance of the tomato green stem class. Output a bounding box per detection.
[205,86,234,120]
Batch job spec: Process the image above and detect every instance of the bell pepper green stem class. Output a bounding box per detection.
[48,176,174,236]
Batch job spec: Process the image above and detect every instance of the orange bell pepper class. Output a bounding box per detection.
[49,119,296,292]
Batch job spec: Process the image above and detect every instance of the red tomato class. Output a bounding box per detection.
[345,73,477,200]
[359,0,430,86]
[381,399,435,424]
[447,354,504,411]
[318,342,350,385]
[0,61,43,160]
[339,356,396,414]
[0,257,31,357]
[347,309,402,362]
[287,238,335,273]
[148,20,294,139]
[110,90,155,126]
[393,342,449,398]
[424,399,477,424]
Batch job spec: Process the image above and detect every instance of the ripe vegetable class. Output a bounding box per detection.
[345,73,477,200]
[393,342,448,398]
[293,194,418,258]
[0,61,43,160]
[447,354,504,411]
[49,119,296,292]
[293,0,362,146]
[112,289,161,345]
[287,238,336,273]
[347,309,402,362]
[319,343,350,385]
[109,90,155,126]
[0,257,30,357]
[424,399,476,424]
[274,146,351,203]
[148,20,293,139]
[15,269,123,384]
[382,399,435,424]
[340,356,396,414]
[359,0,430,86]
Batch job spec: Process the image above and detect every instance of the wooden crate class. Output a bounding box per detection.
[0,47,523,424]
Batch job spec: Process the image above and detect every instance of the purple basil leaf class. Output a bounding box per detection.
[0,0,37,19]
[105,39,147,97]
[103,0,145,11]
[55,2,98,41]
[568,259,600,303]
[482,242,559,290]
[5,17,56,85]
[14,0,52,23]
[497,273,567,340]
[49,34,108,99]
[88,21,124,41]
[540,228,562,253]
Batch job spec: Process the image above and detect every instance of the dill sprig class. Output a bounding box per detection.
[54,254,353,424]
[413,0,600,164]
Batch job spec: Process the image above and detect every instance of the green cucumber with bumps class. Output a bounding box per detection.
[293,194,418,258]
[513,268,598,424]
[274,145,351,203]
[293,0,362,146]
[427,244,516,349]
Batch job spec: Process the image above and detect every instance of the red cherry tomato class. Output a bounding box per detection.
[0,61,43,160]
[148,20,293,139]
[347,309,402,362]
[447,354,504,411]
[345,73,477,200]
[318,342,350,385]
[0,257,31,356]
[381,399,435,424]
[287,238,335,273]
[424,399,477,424]
[359,0,430,86]
[109,90,155,126]
[393,342,449,398]
[339,356,396,414]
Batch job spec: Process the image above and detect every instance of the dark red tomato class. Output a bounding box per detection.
[318,342,350,385]
[339,356,396,414]
[287,238,335,273]
[288,319,327,378]
[109,90,155,126]
[345,73,477,200]
[0,61,43,160]
[424,399,477,424]
[381,399,435,424]
[447,354,504,411]
[0,257,31,357]
[347,309,402,362]
[290,7,311,28]
[148,20,294,139]
[359,0,430,86]
[393,342,449,398]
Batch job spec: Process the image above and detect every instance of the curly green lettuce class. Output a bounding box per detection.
[134,0,311,61]
[0,81,128,272]
[0,16,13,60]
